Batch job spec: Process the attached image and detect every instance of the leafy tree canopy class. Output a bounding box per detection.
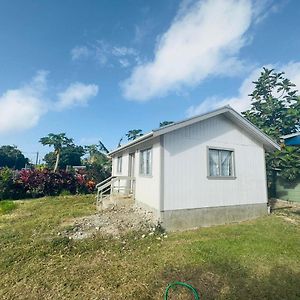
[83,141,111,183]
[40,133,74,172]
[126,129,143,141]
[159,121,174,127]
[0,145,29,169]
[242,67,300,183]
[44,144,85,170]
[39,133,74,151]
[243,67,300,140]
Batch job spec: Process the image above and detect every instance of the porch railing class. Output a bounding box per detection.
[96,176,135,208]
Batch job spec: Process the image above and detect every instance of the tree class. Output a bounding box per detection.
[117,137,123,148]
[83,142,111,183]
[44,144,85,170]
[84,141,109,164]
[159,121,174,127]
[243,67,300,139]
[242,67,300,186]
[0,145,29,169]
[126,129,143,141]
[39,133,74,172]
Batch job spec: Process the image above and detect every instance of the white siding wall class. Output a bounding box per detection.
[134,137,161,212]
[163,115,268,211]
[111,137,161,212]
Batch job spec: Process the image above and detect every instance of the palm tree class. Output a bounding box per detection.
[126,129,143,141]
[39,133,73,172]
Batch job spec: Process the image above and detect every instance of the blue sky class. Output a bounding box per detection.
[0,0,300,162]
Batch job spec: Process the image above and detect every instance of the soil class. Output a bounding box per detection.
[270,198,300,225]
[61,202,160,240]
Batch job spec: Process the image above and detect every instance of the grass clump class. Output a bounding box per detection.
[0,200,17,214]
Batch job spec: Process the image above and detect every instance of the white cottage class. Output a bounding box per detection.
[102,106,279,231]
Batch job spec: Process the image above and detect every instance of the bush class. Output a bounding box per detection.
[0,168,26,200]
[0,168,97,200]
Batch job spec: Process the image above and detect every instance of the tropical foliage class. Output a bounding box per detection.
[84,142,111,183]
[44,144,85,170]
[0,167,96,200]
[159,120,174,127]
[0,145,29,169]
[243,67,300,185]
[126,129,143,141]
[39,133,74,172]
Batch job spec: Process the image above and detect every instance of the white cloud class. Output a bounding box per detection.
[186,62,300,116]
[0,72,99,135]
[0,71,48,134]
[56,83,99,110]
[71,41,139,68]
[283,62,300,89]
[119,59,130,68]
[112,46,138,57]
[71,46,91,60]
[121,0,271,101]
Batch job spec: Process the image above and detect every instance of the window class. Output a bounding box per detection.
[208,148,234,177]
[140,148,152,176]
[117,156,122,173]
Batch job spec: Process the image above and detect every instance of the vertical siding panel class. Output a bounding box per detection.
[163,115,267,210]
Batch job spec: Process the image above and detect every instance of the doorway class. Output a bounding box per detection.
[128,152,135,193]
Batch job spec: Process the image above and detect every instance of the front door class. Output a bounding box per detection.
[128,153,135,193]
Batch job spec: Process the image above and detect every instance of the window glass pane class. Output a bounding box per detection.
[117,156,122,173]
[209,149,219,176]
[209,149,234,177]
[140,149,152,175]
[220,150,232,176]
[147,149,152,175]
[144,151,147,173]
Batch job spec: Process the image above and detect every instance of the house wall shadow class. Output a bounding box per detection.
[141,260,300,299]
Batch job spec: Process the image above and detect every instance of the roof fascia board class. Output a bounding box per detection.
[109,132,153,156]
[153,107,229,137]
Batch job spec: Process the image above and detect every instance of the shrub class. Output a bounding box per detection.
[0,168,26,200]
[0,168,96,200]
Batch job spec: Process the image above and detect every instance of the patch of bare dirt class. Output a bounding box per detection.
[270,199,300,225]
[61,203,159,240]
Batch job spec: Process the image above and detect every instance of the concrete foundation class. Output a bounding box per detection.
[160,203,267,231]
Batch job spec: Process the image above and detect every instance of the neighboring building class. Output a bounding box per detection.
[281,132,300,146]
[276,133,300,202]
[276,178,300,203]
[106,106,279,231]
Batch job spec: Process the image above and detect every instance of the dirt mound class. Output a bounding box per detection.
[62,204,159,240]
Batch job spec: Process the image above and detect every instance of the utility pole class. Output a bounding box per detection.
[35,152,39,166]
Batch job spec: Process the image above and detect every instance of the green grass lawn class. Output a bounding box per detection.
[0,196,300,299]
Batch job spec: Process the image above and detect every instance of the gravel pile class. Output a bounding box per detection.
[63,204,159,240]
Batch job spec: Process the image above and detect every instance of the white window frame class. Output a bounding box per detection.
[207,147,236,179]
[139,148,152,176]
[116,156,122,173]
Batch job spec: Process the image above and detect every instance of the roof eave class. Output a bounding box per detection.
[108,132,154,156]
